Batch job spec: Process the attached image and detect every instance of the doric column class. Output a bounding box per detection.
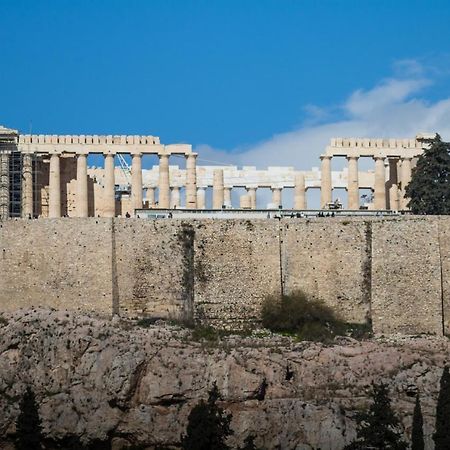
[389,184,399,211]
[373,156,386,210]
[213,169,224,209]
[247,187,257,209]
[146,187,156,207]
[272,188,282,208]
[170,187,180,208]
[76,154,88,217]
[240,194,251,209]
[131,153,143,212]
[104,154,115,218]
[294,173,306,209]
[347,156,359,210]
[48,154,61,218]
[224,187,232,208]
[400,157,412,210]
[158,154,170,208]
[197,188,206,209]
[22,153,33,218]
[185,154,197,209]
[320,155,332,208]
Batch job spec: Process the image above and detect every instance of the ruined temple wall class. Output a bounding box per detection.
[371,217,444,335]
[281,219,371,324]
[0,219,113,314]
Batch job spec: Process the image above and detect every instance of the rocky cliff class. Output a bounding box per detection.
[0,309,448,449]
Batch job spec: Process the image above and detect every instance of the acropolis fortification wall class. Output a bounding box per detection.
[0,216,449,335]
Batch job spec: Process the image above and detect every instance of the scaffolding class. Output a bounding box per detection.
[0,127,18,219]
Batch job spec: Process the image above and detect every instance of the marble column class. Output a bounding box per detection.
[170,187,181,208]
[294,173,306,209]
[320,155,332,208]
[146,187,156,207]
[76,154,88,217]
[185,154,197,209]
[389,184,400,211]
[400,157,412,210]
[272,188,282,208]
[247,187,257,209]
[158,154,170,208]
[104,154,116,218]
[48,154,61,218]
[347,156,359,209]
[240,194,251,209]
[213,169,224,209]
[373,156,386,210]
[224,187,232,208]
[22,153,33,218]
[131,153,143,212]
[197,188,206,209]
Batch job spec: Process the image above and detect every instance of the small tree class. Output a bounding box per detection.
[181,382,233,450]
[15,386,42,450]
[405,136,450,214]
[434,366,450,449]
[411,393,424,450]
[345,383,407,449]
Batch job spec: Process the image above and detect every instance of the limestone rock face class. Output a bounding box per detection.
[0,309,448,449]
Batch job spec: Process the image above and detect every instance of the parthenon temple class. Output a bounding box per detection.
[0,125,434,219]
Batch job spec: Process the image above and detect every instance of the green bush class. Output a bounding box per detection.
[261,291,370,342]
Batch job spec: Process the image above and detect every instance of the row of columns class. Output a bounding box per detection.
[320,154,413,210]
[46,152,198,218]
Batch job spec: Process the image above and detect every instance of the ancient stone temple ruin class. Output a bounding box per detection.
[0,124,433,219]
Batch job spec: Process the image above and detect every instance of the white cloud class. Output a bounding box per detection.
[194,61,450,173]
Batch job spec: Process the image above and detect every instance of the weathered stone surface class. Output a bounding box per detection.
[282,219,371,324]
[0,219,113,315]
[193,220,281,327]
[371,218,443,335]
[439,217,450,335]
[0,309,448,449]
[1,216,449,334]
[114,219,193,320]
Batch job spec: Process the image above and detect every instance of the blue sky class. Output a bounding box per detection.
[2,0,450,170]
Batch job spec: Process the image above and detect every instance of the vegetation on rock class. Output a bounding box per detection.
[15,387,43,450]
[261,290,371,341]
[411,393,424,450]
[181,382,233,450]
[406,136,450,214]
[344,383,407,450]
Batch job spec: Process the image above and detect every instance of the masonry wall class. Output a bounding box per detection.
[0,216,449,335]
[0,218,113,315]
[114,220,193,321]
[439,217,450,335]
[282,219,371,324]
[371,218,443,335]
[192,220,281,328]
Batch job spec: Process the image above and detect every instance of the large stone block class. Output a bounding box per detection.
[113,219,193,321]
[193,220,281,328]
[281,219,371,324]
[0,218,113,314]
[439,217,450,335]
[371,218,443,335]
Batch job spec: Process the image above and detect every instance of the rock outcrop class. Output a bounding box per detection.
[0,309,448,449]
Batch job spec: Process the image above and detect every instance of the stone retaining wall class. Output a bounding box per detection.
[0,216,448,334]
